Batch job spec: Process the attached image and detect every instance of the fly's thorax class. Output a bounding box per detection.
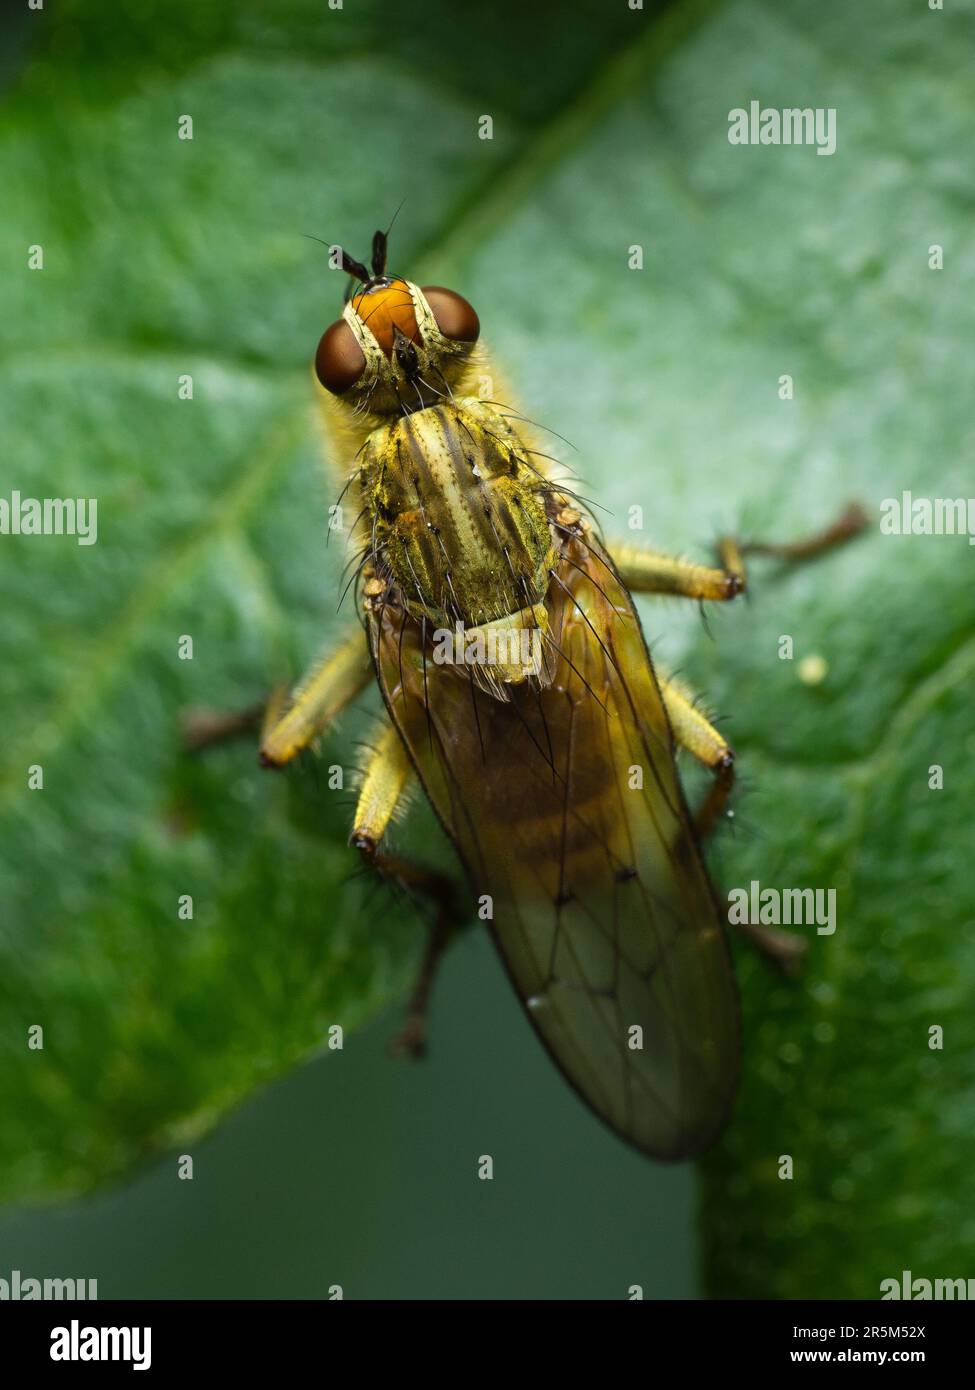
[362,399,557,633]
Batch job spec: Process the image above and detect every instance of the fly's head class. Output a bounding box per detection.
[314,228,480,417]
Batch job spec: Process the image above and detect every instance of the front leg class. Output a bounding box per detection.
[184,623,372,761]
[611,502,867,600]
[259,625,373,768]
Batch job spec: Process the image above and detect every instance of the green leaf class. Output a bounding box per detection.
[2,0,972,1302]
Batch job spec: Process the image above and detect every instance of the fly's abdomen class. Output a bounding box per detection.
[364,400,555,631]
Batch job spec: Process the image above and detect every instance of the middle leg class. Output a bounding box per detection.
[658,670,736,840]
[353,720,464,1056]
[659,671,806,975]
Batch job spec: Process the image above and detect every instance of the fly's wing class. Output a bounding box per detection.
[369,527,738,1159]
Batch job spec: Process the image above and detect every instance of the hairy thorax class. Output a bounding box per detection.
[360,399,557,641]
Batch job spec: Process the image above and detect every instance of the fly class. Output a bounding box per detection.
[199,226,865,1160]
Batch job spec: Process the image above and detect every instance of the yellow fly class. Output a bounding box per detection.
[241,227,864,1160]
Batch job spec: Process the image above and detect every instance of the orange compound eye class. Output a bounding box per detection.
[421,286,480,343]
[315,319,367,394]
[350,276,418,359]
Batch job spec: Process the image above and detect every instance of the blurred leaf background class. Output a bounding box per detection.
[0,0,972,1298]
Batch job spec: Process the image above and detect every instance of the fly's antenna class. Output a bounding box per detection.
[307,203,405,286]
[301,233,371,287]
[341,248,371,283]
[372,198,407,278]
[371,229,387,279]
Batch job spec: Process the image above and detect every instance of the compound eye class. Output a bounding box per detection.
[421,286,480,343]
[315,319,366,394]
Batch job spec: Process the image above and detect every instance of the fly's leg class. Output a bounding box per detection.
[185,685,293,752]
[353,721,463,1058]
[659,671,736,839]
[184,700,268,752]
[610,549,743,602]
[183,624,371,760]
[610,502,867,600]
[259,626,372,768]
[659,671,806,976]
